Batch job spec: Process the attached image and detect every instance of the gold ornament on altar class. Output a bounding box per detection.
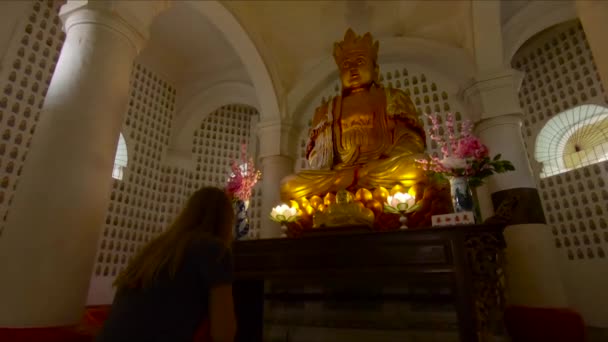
[279,28,450,232]
[313,189,374,228]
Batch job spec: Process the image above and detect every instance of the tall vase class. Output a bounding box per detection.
[448,176,482,223]
[233,199,250,240]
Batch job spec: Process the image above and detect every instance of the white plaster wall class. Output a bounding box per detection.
[0,0,65,236]
[513,19,608,327]
[86,62,178,305]
[87,99,262,305]
[0,1,32,68]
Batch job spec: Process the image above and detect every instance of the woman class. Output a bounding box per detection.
[97,187,237,342]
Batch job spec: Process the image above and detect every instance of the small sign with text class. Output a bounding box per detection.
[432,212,475,226]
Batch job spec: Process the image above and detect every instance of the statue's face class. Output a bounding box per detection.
[339,52,375,90]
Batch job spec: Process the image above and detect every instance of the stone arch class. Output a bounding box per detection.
[503,1,577,61]
[171,81,259,155]
[172,1,280,122]
[287,37,475,125]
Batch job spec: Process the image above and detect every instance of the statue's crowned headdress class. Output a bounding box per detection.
[333,28,379,67]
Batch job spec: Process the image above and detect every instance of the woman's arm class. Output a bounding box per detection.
[209,284,236,342]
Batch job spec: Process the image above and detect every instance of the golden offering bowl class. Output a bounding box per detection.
[355,188,373,203]
[323,192,336,206]
[389,184,406,196]
[309,195,323,209]
[372,187,390,203]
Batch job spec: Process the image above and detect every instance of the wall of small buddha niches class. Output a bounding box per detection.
[91,89,261,305]
[512,19,608,262]
[0,0,65,236]
[92,63,176,280]
[190,104,262,239]
[296,64,467,172]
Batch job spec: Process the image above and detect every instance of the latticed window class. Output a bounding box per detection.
[536,104,608,178]
[112,133,128,180]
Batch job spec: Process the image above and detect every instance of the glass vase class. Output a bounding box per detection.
[233,199,250,240]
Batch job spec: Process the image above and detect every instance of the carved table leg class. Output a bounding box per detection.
[465,232,507,342]
[453,236,479,342]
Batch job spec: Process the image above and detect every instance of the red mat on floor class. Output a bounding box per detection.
[0,306,211,342]
[505,306,586,342]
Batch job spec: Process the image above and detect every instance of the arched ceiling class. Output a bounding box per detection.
[500,0,531,25]
[223,0,474,94]
[138,2,248,88]
[135,0,571,124]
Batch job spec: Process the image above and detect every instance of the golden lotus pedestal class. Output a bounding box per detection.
[284,182,453,237]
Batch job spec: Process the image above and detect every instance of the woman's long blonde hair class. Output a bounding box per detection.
[113,187,234,290]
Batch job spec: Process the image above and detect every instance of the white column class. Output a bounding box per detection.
[464,69,568,308]
[0,4,143,327]
[576,0,608,97]
[260,155,294,238]
[257,121,297,238]
[476,115,536,191]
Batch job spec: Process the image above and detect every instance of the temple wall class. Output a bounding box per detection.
[512,19,608,327]
[87,100,261,305]
[0,0,261,305]
[85,62,178,304]
[1,0,606,335]
[0,0,64,236]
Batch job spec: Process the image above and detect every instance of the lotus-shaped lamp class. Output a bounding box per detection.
[270,204,299,236]
[384,192,420,229]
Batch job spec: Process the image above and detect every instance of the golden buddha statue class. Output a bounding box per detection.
[280,29,434,229]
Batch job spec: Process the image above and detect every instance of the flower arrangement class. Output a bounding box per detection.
[225,143,262,202]
[415,113,515,187]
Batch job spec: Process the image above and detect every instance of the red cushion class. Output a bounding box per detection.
[0,306,212,342]
[193,319,212,342]
[505,306,586,342]
[0,327,91,342]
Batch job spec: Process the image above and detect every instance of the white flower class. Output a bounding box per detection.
[441,156,467,169]
[387,192,415,211]
[270,204,298,222]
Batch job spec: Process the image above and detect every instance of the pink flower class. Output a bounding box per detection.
[414,113,506,180]
[225,143,262,202]
[454,136,489,159]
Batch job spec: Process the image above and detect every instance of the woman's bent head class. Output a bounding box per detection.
[114,187,235,289]
[173,187,235,244]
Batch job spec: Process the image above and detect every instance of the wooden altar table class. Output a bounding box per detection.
[232,224,506,342]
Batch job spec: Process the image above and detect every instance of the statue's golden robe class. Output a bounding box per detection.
[281,85,427,201]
